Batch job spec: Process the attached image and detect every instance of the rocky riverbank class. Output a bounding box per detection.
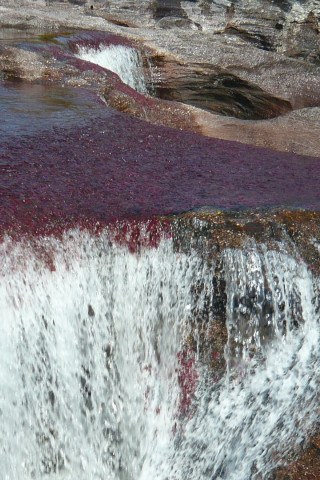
[0,0,320,155]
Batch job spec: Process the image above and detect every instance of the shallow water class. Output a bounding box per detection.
[1,78,320,237]
[0,82,103,136]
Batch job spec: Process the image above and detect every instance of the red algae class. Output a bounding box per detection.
[65,31,135,53]
[177,348,198,418]
[1,80,320,240]
[107,218,172,253]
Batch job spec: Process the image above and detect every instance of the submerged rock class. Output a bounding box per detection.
[172,208,320,384]
[274,432,320,479]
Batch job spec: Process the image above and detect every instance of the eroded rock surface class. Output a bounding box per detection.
[0,0,320,155]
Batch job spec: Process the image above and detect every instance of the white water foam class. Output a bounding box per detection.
[0,230,207,479]
[168,245,320,480]
[0,231,319,479]
[76,45,148,94]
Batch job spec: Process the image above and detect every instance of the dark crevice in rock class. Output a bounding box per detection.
[102,18,136,27]
[1,68,23,82]
[149,57,292,120]
[225,25,275,51]
[152,0,187,19]
[67,0,87,5]
[275,22,284,30]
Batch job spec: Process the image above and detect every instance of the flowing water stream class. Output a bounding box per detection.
[75,45,148,94]
[0,227,319,480]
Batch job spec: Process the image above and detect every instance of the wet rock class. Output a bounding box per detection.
[0,45,45,82]
[103,83,196,130]
[152,0,187,19]
[0,31,198,132]
[173,208,320,382]
[157,16,194,28]
[272,432,320,479]
[177,348,199,416]
[0,2,320,475]
[192,106,320,156]
[0,2,320,154]
[172,210,320,274]
[150,58,292,119]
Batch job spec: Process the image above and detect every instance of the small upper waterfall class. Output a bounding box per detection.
[0,224,319,479]
[75,45,148,94]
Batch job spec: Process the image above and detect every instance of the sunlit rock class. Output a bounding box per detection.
[0,0,320,154]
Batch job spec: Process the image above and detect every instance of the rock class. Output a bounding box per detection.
[173,209,320,381]
[172,210,320,274]
[191,106,320,157]
[0,1,320,155]
[157,16,194,28]
[1,2,320,476]
[272,433,320,479]
[149,58,292,119]
[152,0,187,19]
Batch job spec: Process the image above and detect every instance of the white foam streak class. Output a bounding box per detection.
[76,45,148,94]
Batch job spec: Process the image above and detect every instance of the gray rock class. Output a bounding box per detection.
[157,16,194,28]
[0,0,320,156]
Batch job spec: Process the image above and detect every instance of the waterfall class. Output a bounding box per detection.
[169,245,320,480]
[0,227,319,479]
[0,228,207,479]
[75,45,148,94]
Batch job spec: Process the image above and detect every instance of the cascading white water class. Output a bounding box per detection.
[75,45,148,94]
[168,244,320,480]
[0,229,319,479]
[0,229,208,480]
